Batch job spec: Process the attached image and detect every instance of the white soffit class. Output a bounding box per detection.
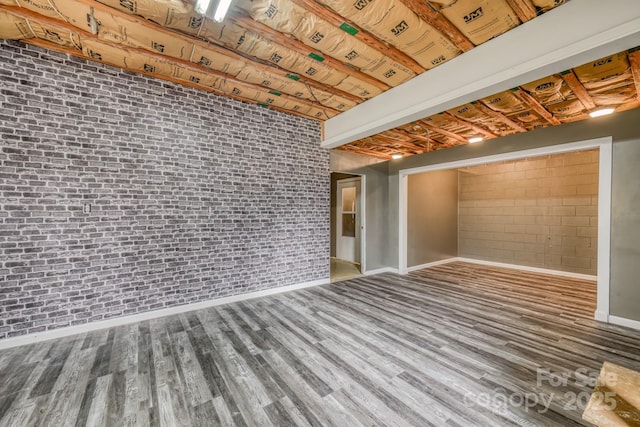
[321,0,640,149]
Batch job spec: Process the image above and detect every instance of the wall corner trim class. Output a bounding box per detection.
[407,257,459,272]
[364,267,399,275]
[608,315,640,332]
[0,277,330,350]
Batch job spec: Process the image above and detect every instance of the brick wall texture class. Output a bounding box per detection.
[458,149,599,275]
[0,40,329,340]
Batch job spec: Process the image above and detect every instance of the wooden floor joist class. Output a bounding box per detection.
[443,112,497,139]
[398,0,474,52]
[475,101,527,132]
[560,71,597,110]
[505,0,538,23]
[418,120,469,143]
[231,15,391,94]
[288,0,425,75]
[0,2,351,117]
[628,50,640,104]
[514,88,563,125]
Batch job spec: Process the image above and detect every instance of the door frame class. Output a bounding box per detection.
[398,137,612,323]
[332,173,366,273]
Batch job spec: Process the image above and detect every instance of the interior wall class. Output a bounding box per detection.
[330,150,388,271]
[330,173,358,258]
[611,139,640,321]
[0,40,329,340]
[407,170,458,267]
[387,108,640,322]
[458,150,599,275]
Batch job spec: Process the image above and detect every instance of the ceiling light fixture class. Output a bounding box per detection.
[468,137,483,143]
[213,0,233,22]
[195,0,232,22]
[391,154,403,160]
[589,108,615,118]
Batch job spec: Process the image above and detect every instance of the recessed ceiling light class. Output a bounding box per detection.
[589,108,615,118]
[468,137,483,143]
[391,154,403,160]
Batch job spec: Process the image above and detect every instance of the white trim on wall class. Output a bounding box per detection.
[455,257,597,281]
[608,315,640,332]
[398,137,613,323]
[332,172,367,274]
[406,257,459,272]
[364,267,399,275]
[0,277,330,350]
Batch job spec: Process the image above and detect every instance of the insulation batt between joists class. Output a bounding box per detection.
[316,0,461,69]
[573,52,632,90]
[480,90,527,114]
[245,0,417,86]
[0,8,336,119]
[428,0,520,45]
[0,0,359,113]
[592,85,637,106]
[88,0,384,101]
[521,75,570,104]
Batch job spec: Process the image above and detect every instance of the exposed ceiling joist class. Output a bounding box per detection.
[629,50,640,104]
[398,0,474,52]
[475,101,527,132]
[321,0,640,148]
[443,112,497,139]
[504,0,538,23]
[560,71,597,110]
[288,0,425,75]
[230,14,390,93]
[418,121,468,143]
[514,88,562,125]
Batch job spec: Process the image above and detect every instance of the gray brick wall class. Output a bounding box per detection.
[0,40,330,340]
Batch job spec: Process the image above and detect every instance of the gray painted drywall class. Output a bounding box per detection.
[611,139,640,321]
[407,170,458,267]
[330,151,389,271]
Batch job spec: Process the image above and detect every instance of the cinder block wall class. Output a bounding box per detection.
[0,40,329,340]
[458,149,599,275]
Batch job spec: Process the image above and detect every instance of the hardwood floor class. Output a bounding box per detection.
[1,261,639,426]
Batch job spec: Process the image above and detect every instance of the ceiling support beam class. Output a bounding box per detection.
[322,0,640,148]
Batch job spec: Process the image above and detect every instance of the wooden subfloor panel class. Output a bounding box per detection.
[0,262,638,426]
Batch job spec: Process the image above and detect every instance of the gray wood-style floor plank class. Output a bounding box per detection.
[1,261,640,426]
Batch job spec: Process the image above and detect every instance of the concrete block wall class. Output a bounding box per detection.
[0,40,329,340]
[458,149,599,275]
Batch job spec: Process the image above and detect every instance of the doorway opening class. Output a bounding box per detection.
[330,173,365,281]
[398,137,612,322]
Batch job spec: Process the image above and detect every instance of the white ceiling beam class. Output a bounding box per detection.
[322,0,640,148]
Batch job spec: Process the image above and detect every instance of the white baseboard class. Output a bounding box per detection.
[594,310,609,322]
[407,257,459,272]
[364,267,399,275]
[0,277,330,350]
[608,315,640,331]
[456,257,597,281]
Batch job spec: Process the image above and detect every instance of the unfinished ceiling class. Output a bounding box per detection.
[0,0,567,121]
[1,0,638,159]
[338,47,640,159]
